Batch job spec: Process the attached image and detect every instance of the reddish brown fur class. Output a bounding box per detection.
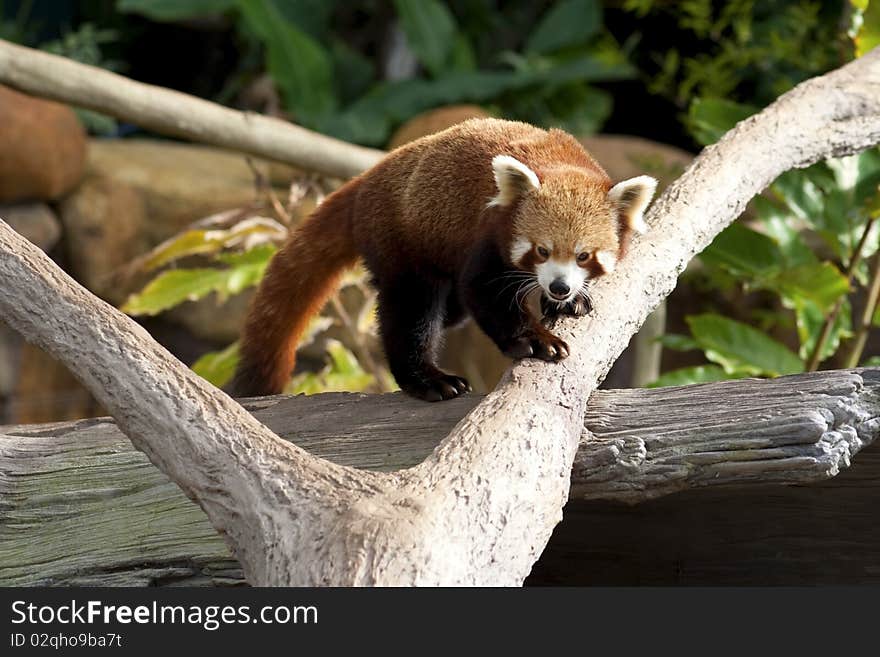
[232,119,630,397]
[231,184,359,395]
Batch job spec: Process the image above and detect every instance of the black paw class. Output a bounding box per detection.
[502,330,570,362]
[541,293,593,318]
[402,372,471,402]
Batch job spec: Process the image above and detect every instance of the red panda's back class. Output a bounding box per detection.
[350,119,604,273]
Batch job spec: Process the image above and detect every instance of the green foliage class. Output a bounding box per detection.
[525,0,602,55]
[191,341,240,387]
[626,0,851,110]
[686,97,758,146]
[648,364,737,388]
[393,0,465,76]
[117,0,236,20]
[686,314,803,376]
[116,0,634,145]
[652,94,880,387]
[121,244,276,316]
[288,339,378,395]
[1,6,121,135]
[851,0,880,57]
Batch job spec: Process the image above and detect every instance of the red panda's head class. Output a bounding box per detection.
[490,154,657,306]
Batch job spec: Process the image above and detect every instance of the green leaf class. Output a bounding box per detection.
[656,333,700,352]
[287,340,375,394]
[648,365,739,388]
[795,297,852,362]
[215,243,277,267]
[854,1,880,57]
[237,0,335,126]
[770,262,850,313]
[192,342,239,388]
[687,313,804,377]
[771,169,826,224]
[121,268,231,316]
[393,0,460,77]
[752,196,817,267]
[324,55,633,145]
[687,98,757,146]
[122,248,272,316]
[526,0,602,55]
[862,356,880,367]
[699,222,783,278]
[117,0,236,21]
[142,220,283,271]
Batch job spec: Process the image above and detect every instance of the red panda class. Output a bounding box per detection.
[230,118,656,401]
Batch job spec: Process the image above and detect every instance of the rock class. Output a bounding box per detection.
[58,176,148,305]
[580,134,692,187]
[58,139,319,319]
[84,139,307,244]
[8,342,101,424]
[387,105,492,149]
[0,202,62,252]
[0,85,87,203]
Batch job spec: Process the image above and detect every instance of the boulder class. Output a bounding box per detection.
[387,105,491,149]
[0,85,87,203]
[58,176,148,305]
[84,139,305,244]
[0,202,62,252]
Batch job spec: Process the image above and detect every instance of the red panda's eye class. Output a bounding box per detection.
[577,252,591,263]
[536,246,550,259]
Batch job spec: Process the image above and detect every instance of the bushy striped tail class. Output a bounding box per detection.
[229,182,359,397]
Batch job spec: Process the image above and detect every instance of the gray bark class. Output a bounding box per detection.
[2,368,878,586]
[0,47,878,585]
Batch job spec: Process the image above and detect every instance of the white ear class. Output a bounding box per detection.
[607,175,657,234]
[490,155,540,207]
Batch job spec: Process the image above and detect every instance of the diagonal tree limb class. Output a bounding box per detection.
[0,39,384,180]
[0,48,879,585]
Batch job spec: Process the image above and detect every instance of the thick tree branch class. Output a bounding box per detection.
[0,40,384,180]
[0,48,878,586]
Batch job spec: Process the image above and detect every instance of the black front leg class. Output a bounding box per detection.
[375,274,471,402]
[460,239,569,362]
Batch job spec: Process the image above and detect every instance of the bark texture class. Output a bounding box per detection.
[0,48,878,585]
[2,368,878,586]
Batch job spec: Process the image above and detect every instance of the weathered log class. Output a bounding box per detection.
[2,369,877,586]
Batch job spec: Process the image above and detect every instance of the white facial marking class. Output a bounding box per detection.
[509,238,532,264]
[607,175,657,234]
[536,258,587,303]
[489,155,540,207]
[595,250,617,273]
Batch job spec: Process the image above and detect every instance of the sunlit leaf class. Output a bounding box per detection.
[769,262,850,313]
[192,342,239,388]
[687,313,804,376]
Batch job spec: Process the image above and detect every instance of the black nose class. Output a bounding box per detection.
[549,279,570,297]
